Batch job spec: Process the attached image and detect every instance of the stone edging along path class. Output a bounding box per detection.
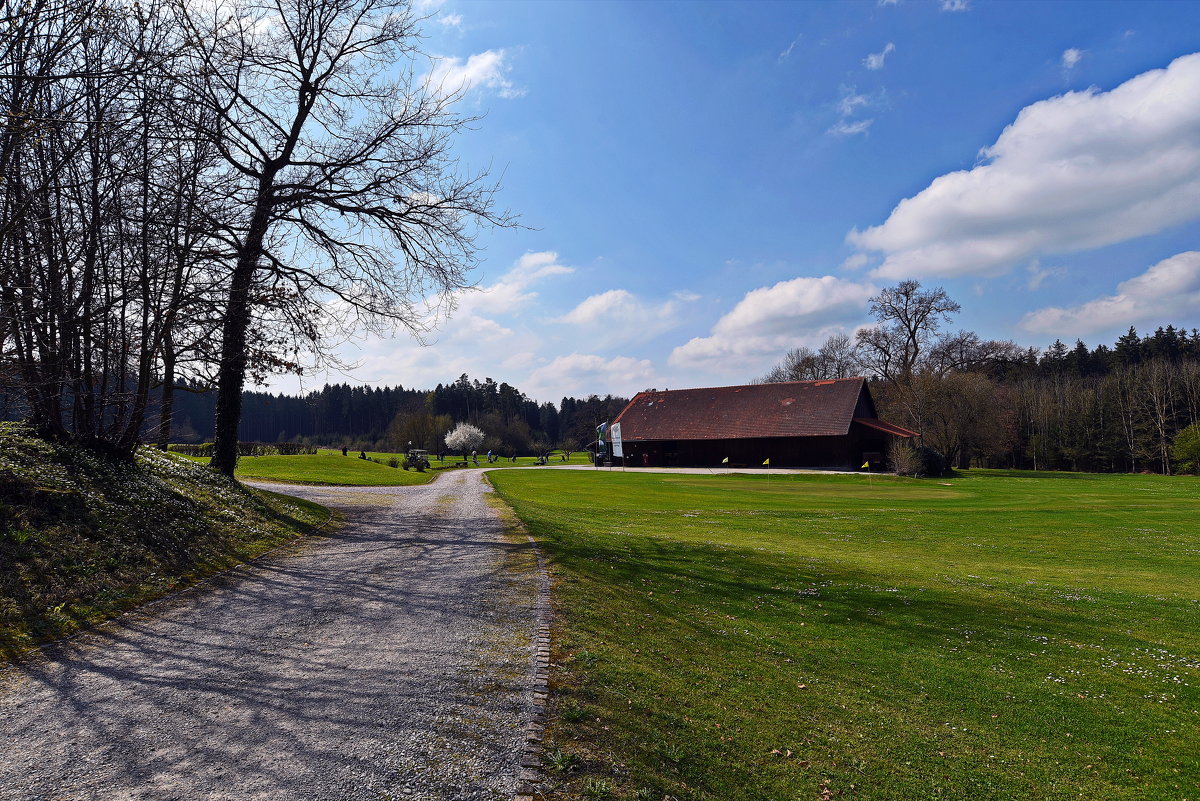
[513,531,552,800]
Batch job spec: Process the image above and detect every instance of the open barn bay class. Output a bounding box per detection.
[488,469,1200,801]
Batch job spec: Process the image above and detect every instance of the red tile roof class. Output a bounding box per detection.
[613,378,914,441]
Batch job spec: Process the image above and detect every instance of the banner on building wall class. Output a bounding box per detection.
[610,422,624,458]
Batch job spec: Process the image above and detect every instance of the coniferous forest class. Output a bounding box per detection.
[94,375,631,457]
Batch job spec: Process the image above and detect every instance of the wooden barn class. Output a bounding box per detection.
[611,377,917,469]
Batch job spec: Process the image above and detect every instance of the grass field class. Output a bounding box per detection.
[177,448,595,485]
[487,468,1200,801]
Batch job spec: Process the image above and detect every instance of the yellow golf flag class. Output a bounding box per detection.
[721,457,729,464]
[861,461,870,469]
[762,458,770,466]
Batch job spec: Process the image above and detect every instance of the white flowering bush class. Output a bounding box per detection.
[444,422,485,459]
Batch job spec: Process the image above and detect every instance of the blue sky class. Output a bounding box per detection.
[280,0,1200,403]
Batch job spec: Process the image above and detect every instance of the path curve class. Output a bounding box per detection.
[0,470,539,801]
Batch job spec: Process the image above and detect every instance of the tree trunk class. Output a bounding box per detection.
[210,173,277,476]
[156,329,176,450]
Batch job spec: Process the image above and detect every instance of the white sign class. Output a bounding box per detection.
[610,422,624,457]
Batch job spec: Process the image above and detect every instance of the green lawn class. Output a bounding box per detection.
[487,468,1200,801]
[177,449,433,486]
[178,448,595,484]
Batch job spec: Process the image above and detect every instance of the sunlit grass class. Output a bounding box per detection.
[488,468,1200,801]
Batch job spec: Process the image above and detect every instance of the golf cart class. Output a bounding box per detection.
[402,449,431,471]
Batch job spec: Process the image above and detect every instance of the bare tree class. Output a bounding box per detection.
[926,330,1025,377]
[1,0,213,451]
[855,280,960,381]
[170,0,514,475]
[760,334,859,382]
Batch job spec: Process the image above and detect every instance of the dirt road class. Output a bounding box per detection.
[0,471,538,801]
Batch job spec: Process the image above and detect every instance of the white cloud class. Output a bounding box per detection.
[437,12,463,28]
[864,42,895,71]
[941,0,970,11]
[454,251,573,317]
[556,288,693,346]
[829,86,879,138]
[828,119,873,136]
[526,354,659,400]
[558,289,639,325]
[1025,260,1065,290]
[878,0,899,6]
[837,90,870,117]
[429,49,524,99]
[1061,48,1084,69]
[668,275,877,374]
[779,36,801,62]
[1020,251,1200,335]
[848,52,1200,279]
[840,253,870,271]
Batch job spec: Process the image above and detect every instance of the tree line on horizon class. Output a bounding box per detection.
[129,374,630,457]
[758,281,1200,474]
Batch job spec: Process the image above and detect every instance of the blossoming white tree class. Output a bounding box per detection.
[444,422,485,461]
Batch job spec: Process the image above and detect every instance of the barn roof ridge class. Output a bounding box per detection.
[625,376,866,399]
[613,377,903,442]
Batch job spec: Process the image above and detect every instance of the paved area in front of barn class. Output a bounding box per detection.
[0,471,538,801]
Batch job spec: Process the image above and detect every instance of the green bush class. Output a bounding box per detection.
[1172,421,1200,474]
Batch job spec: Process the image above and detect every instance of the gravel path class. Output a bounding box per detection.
[0,471,539,801]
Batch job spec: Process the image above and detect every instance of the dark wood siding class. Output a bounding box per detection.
[620,428,893,469]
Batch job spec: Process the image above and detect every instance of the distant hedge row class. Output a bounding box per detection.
[168,442,317,457]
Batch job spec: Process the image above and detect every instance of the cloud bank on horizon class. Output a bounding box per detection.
[1021,251,1200,336]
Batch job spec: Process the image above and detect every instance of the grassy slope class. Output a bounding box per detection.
[0,424,329,658]
[177,449,594,485]
[488,469,1200,801]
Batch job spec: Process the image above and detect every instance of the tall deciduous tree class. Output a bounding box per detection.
[856,280,960,382]
[1,0,217,451]
[172,0,512,475]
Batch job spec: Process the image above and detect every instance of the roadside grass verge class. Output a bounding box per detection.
[487,468,1200,801]
[177,448,594,484]
[0,423,330,659]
